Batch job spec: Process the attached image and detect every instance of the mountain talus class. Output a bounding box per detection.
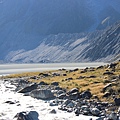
[6,21,120,63]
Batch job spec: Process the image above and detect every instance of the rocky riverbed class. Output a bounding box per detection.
[0,76,120,120]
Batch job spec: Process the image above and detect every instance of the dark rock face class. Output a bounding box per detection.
[13,111,39,120]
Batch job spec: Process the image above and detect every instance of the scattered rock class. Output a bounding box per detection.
[39,73,50,77]
[87,75,96,78]
[103,71,114,75]
[73,68,79,72]
[57,93,66,99]
[103,83,112,92]
[109,63,118,69]
[67,88,79,95]
[38,81,48,85]
[5,100,17,104]
[80,69,87,73]
[69,92,80,100]
[49,109,57,114]
[49,100,58,106]
[108,112,118,120]
[52,73,60,76]
[103,92,111,98]
[62,74,67,76]
[51,82,59,86]
[90,108,100,116]
[80,90,92,99]
[81,105,90,115]
[97,66,104,69]
[30,76,37,79]
[57,90,65,95]
[114,97,120,106]
[65,77,73,81]
[13,111,39,120]
[77,76,86,79]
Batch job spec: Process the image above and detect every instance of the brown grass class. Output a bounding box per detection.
[1,61,120,102]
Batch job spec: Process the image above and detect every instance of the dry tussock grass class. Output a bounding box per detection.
[1,61,120,102]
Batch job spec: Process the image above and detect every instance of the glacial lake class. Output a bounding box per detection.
[0,63,108,76]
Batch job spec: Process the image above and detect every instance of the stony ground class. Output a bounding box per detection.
[1,61,120,120]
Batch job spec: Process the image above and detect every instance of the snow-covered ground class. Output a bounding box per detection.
[0,80,100,120]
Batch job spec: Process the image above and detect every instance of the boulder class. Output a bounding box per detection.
[5,100,17,104]
[103,71,114,75]
[103,92,111,98]
[39,73,50,77]
[74,108,80,116]
[38,81,48,85]
[30,89,54,99]
[61,99,71,107]
[67,88,79,95]
[69,92,80,100]
[103,83,112,92]
[80,90,92,99]
[109,63,118,69]
[30,76,37,79]
[97,66,104,69]
[18,83,38,93]
[114,97,120,106]
[49,109,57,114]
[81,105,90,114]
[108,112,117,120]
[51,82,59,86]
[57,90,65,95]
[90,108,100,116]
[49,100,58,106]
[66,101,75,108]
[13,111,39,120]
[73,68,79,72]
[57,93,66,99]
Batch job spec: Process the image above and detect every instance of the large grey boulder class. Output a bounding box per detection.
[13,111,39,120]
[90,108,100,116]
[18,84,38,93]
[30,89,54,99]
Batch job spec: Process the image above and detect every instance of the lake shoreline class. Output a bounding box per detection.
[0,62,107,76]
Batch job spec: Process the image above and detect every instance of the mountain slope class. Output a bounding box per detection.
[6,21,120,63]
[0,0,120,62]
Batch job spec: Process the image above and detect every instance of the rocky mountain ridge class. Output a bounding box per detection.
[0,0,120,62]
[5,21,120,63]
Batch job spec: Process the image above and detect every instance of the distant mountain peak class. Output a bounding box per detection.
[0,0,120,62]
